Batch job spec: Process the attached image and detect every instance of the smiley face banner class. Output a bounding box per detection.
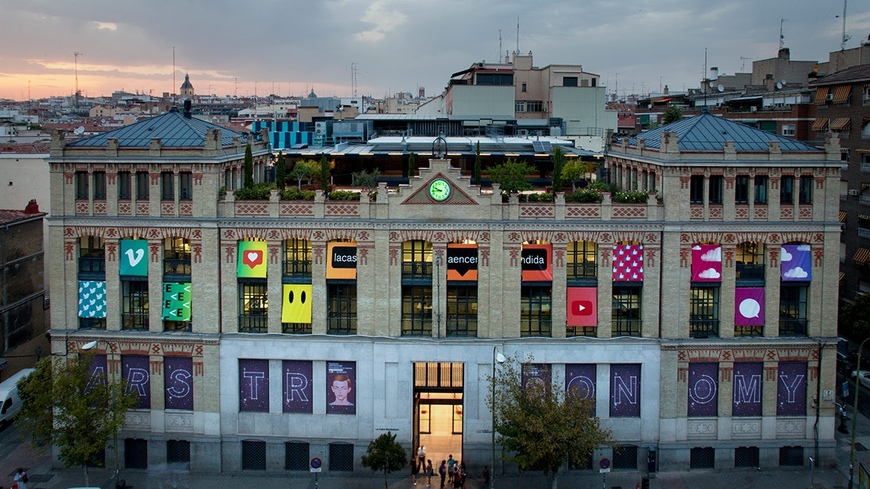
[238,240,268,278]
[282,284,312,323]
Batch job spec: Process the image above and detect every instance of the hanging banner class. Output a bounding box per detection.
[122,355,151,409]
[283,360,313,414]
[120,239,148,276]
[239,359,269,412]
[446,244,478,281]
[165,357,194,411]
[522,364,552,394]
[567,287,597,327]
[777,361,807,416]
[610,364,641,417]
[326,361,356,415]
[781,244,811,281]
[78,280,107,318]
[566,364,597,401]
[612,245,643,282]
[326,242,357,280]
[521,244,552,282]
[732,362,763,417]
[691,245,722,282]
[735,288,765,326]
[282,284,313,323]
[87,354,108,391]
[162,282,192,321]
[687,363,718,417]
[237,240,268,278]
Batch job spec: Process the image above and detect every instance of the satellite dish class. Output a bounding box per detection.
[74,126,85,135]
[708,82,714,88]
[781,79,787,86]
[717,84,724,92]
[775,82,783,90]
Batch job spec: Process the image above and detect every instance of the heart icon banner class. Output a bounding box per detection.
[78,280,107,318]
[237,240,268,278]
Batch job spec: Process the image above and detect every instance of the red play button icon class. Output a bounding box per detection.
[571,300,594,316]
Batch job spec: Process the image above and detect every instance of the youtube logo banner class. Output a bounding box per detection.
[567,287,597,327]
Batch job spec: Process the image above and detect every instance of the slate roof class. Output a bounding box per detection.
[628,110,820,152]
[808,64,870,86]
[67,109,247,149]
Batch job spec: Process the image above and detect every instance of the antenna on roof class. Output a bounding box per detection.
[779,18,788,50]
[515,17,520,55]
[840,0,851,50]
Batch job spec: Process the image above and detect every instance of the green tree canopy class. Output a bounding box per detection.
[275,153,287,191]
[243,143,254,189]
[352,168,381,195]
[474,141,482,186]
[290,159,319,190]
[488,355,614,489]
[488,159,535,196]
[551,146,565,196]
[662,106,683,124]
[560,160,588,192]
[840,293,870,341]
[361,432,408,489]
[17,354,138,486]
[319,154,330,192]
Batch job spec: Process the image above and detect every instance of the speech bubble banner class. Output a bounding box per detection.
[734,287,765,326]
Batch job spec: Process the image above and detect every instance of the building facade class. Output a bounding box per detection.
[46,108,840,475]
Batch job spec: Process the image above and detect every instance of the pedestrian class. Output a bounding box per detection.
[439,460,447,489]
[447,454,456,482]
[482,465,490,489]
[13,469,26,489]
[452,465,463,489]
[411,458,419,485]
[418,445,427,467]
[426,459,434,487]
[459,461,467,488]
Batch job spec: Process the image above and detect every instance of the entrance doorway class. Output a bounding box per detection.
[413,362,464,469]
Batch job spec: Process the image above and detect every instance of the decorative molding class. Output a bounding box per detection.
[165,412,195,432]
[732,419,762,439]
[686,420,717,439]
[776,418,806,438]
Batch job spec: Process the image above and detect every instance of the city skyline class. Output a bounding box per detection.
[1,0,866,101]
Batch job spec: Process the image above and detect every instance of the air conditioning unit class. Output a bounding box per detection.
[826,93,834,102]
[849,189,860,196]
[314,121,327,136]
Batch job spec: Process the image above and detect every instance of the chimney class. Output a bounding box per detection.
[183,99,192,118]
[23,199,40,214]
[778,47,790,60]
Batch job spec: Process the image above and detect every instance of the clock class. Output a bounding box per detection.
[428,178,452,202]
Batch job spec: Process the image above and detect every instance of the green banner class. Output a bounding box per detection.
[120,239,148,276]
[162,282,191,321]
[237,240,268,278]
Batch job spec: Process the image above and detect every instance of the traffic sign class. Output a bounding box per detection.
[310,457,322,472]
[599,457,611,473]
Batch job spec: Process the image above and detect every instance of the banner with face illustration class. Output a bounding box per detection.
[735,288,765,326]
[691,245,722,282]
[687,363,718,417]
[78,280,107,318]
[122,355,151,409]
[282,284,312,323]
[120,239,148,276]
[326,361,356,414]
[781,244,811,281]
[165,357,194,410]
[237,241,268,278]
[283,360,313,413]
[239,359,269,412]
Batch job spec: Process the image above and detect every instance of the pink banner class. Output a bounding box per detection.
[567,287,597,327]
[691,245,722,282]
[612,245,643,282]
[735,288,765,326]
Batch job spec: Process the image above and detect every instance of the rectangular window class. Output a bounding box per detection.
[612,286,642,336]
[690,286,719,338]
[118,171,131,200]
[167,440,191,470]
[566,241,597,282]
[241,440,267,471]
[612,445,637,469]
[780,175,794,205]
[285,442,310,471]
[735,242,765,284]
[690,447,715,469]
[779,446,804,466]
[124,438,148,469]
[563,76,578,87]
[521,286,552,337]
[690,175,704,204]
[708,175,723,204]
[79,236,106,279]
[401,285,432,336]
[521,82,527,92]
[136,172,149,200]
[75,171,89,199]
[446,285,477,337]
[735,447,760,468]
[161,172,174,201]
[179,172,193,200]
[527,101,543,112]
[402,241,433,279]
[782,124,795,136]
[754,176,768,204]
[328,443,355,472]
[239,281,268,333]
[283,239,312,279]
[122,280,149,330]
[515,101,525,113]
[327,283,357,334]
[735,175,749,204]
[475,73,513,86]
[163,237,192,278]
[93,171,107,200]
[779,284,808,336]
[798,175,813,205]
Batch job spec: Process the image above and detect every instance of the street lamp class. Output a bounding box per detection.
[850,336,870,489]
[491,347,506,489]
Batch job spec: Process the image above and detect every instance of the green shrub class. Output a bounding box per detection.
[588,180,617,193]
[281,188,316,200]
[612,190,650,203]
[565,189,603,203]
[234,183,275,200]
[524,192,553,203]
[328,190,361,201]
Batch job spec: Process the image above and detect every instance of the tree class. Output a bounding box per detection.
[488,159,535,196]
[662,106,683,124]
[361,432,408,489]
[352,168,381,196]
[474,142,482,186]
[561,161,588,192]
[290,159,319,190]
[407,152,416,178]
[17,354,138,486]
[840,293,870,341]
[488,355,614,489]
[551,146,565,197]
[319,154,330,192]
[275,153,287,191]
[243,143,254,189]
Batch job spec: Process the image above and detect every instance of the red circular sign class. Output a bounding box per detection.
[599,458,611,469]
[311,457,322,469]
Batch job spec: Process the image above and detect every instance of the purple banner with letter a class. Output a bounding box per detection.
[239,359,269,412]
[283,360,313,413]
[87,354,108,391]
[777,362,807,416]
[732,362,762,417]
[610,364,641,417]
[122,355,151,409]
[687,363,718,417]
[165,357,193,411]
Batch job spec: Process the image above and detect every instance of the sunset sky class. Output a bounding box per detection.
[1,0,865,101]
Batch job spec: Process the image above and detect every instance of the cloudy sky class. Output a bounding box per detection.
[1,0,867,101]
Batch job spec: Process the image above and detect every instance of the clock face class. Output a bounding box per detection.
[428,179,451,202]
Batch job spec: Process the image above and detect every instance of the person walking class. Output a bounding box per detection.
[426,459,434,487]
[447,454,456,483]
[13,468,26,489]
[459,461,467,488]
[438,460,447,489]
[411,458,419,485]
[482,465,490,489]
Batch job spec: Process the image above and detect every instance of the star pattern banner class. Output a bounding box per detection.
[777,362,807,416]
[610,363,641,417]
[122,355,151,409]
[120,239,148,276]
[612,245,643,282]
[732,362,763,417]
[78,280,107,318]
[283,360,313,414]
[566,287,597,327]
[687,363,718,417]
[735,288,765,326]
[237,241,268,278]
[165,357,194,411]
[781,244,811,281]
[691,245,722,282]
[566,364,596,401]
[282,284,312,323]
[239,359,269,412]
[162,283,192,321]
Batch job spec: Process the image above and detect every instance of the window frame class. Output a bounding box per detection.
[136,172,150,200]
[446,284,478,337]
[283,238,312,279]
[520,285,552,337]
[566,241,597,282]
[161,171,175,201]
[121,279,150,331]
[401,285,433,336]
[780,175,794,205]
[239,280,268,333]
[612,286,642,337]
[689,285,720,338]
[93,171,107,200]
[690,175,704,204]
[327,283,357,334]
[118,171,132,200]
[754,175,768,204]
[779,283,808,336]
[708,175,724,204]
[734,175,749,205]
[75,171,89,200]
[179,171,193,201]
[798,175,813,205]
